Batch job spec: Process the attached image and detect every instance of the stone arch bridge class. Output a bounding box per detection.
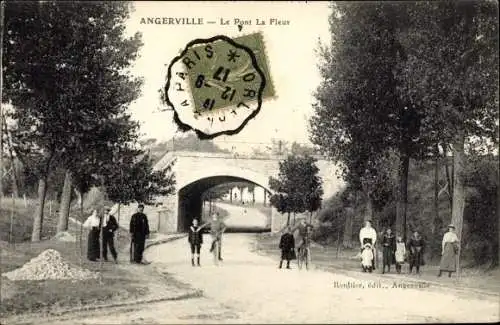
[116,151,344,233]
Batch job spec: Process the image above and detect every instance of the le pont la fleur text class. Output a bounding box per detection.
[222,18,290,26]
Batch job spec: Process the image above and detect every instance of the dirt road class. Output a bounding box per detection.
[215,202,268,229]
[43,232,498,324]
[40,204,499,324]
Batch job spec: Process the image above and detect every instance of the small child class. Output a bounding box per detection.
[279,226,296,269]
[395,235,406,274]
[361,243,374,273]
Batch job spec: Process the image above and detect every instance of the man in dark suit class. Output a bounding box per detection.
[129,204,150,264]
[102,207,119,263]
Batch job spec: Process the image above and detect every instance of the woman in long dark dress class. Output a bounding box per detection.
[381,228,396,274]
[407,231,425,274]
[438,224,459,277]
[279,226,296,269]
[83,210,101,261]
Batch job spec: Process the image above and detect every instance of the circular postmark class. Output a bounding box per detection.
[165,35,266,139]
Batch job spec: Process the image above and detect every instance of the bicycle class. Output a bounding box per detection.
[297,239,311,270]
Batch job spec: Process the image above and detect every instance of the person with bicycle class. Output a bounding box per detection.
[289,218,314,252]
[287,219,314,269]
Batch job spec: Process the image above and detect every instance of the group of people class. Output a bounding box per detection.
[186,212,227,266]
[82,207,119,263]
[359,220,461,277]
[83,204,151,265]
[278,219,314,269]
[83,204,460,279]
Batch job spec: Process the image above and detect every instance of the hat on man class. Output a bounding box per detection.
[447,224,455,229]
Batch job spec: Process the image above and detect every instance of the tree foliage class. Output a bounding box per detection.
[2,2,175,239]
[102,147,176,205]
[310,1,498,244]
[269,155,323,220]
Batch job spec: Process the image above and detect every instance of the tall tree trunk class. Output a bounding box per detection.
[444,146,453,214]
[342,207,354,248]
[451,133,466,276]
[0,1,7,199]
[263,189,267,206]
[31,177,48,242]
[252,189,255,204]
[56,170,73,233]
[396,152,410,241]
[230,188,233,203]
[287,211,290,226]
[365,195,374,222]
[433,145,440,235]
[79,193,84,267]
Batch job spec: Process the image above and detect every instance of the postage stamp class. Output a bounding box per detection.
[165,33,274,139]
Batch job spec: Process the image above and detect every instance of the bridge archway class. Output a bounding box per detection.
[176,166,273,232]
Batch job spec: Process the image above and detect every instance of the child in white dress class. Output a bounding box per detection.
[395,235,406,274]
[361,243,374,273]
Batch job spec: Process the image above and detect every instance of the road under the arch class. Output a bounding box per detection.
[177,175,271,232]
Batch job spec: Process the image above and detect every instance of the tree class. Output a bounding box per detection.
[204,184,230,202]
[54,2,142,233]
[463,155,498,267]
[3,2,143,241]
[103,147,176,206]
[397,1,498,255]
[269,192,292,226]
[247,183,256,204]
[310,2,435,240]
[269,154,323,226]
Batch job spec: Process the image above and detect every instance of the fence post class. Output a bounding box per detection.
[336,228,341,259]
[10,193,14,245]
[99,207,104,285]
[157,210,161,232]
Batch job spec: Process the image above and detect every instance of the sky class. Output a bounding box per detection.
[125,1,332,152]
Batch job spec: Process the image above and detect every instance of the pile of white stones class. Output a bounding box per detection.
[1,249,99,281]
[53,231,77,242]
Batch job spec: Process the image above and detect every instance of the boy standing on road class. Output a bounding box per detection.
[188,219,203,266]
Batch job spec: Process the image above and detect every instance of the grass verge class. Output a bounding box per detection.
[0,229,147,318]
[254,232,500,296]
